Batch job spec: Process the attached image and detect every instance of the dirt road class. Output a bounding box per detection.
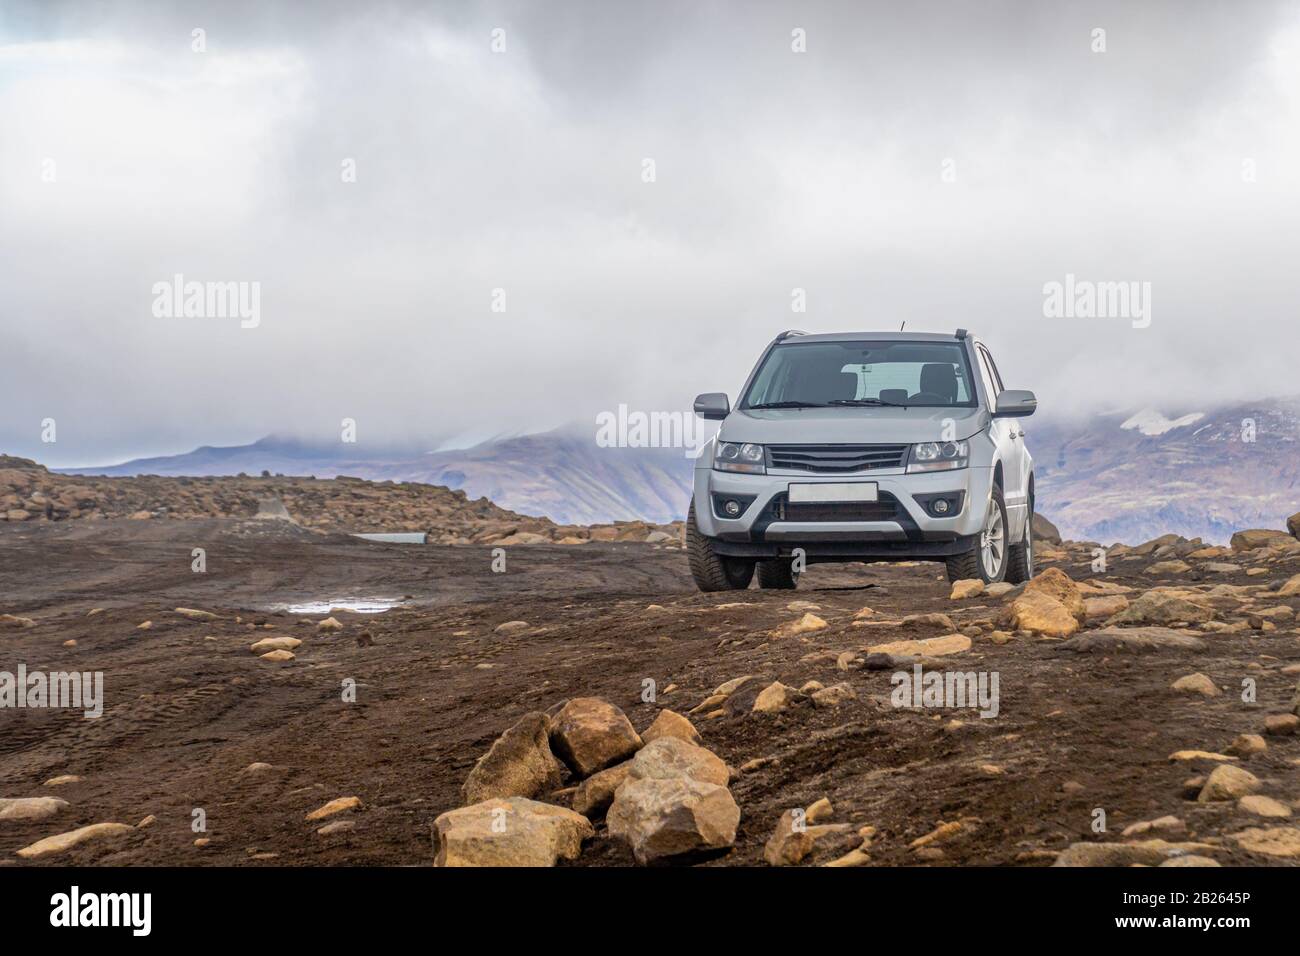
[1,518,1298,866]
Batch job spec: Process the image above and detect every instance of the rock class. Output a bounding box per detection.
[1237,795,1291,818]
[44,775,81,787]
[1277,573,1300,597]
[494,620,529,634]
[1288,512,1300,539]
[901,612,955,631]
[1121,815,1185,838]
[1227,734,1267,757]
[774,613,827,637]
[1022,567,1086,621]
[136,621,152,630]
[1160,855,1220,867]
[806,797,833,823]
[949,579,985,600]
[174,607,217,621]
[433,797,594,867]
[259,649,295,662]
[1171,673,1220,698]
[752,681,805,713]
[1002,591,1079,637]
[604,738,740,863]
[640,709,702,747]
[1106,590,1215,626]
[249,636,302,653]
[763,810,849,866]
[15,822,135,859]
[136,815,156,829]
[786,601,821,611]
[242,762,274,774]
[572,761,632,817]
[0,797,70,823]
[824,846,872,867]
[1197,765,1260,802]
[713,675,754,696]
[462,712,564,804]
[1059,627,1207,653]
[548,698,643,778]
[1146,560,1192,575]
[1230,529,1293,551]
[1032,512,1061,543]
[1052,839,1216,867]
[305,796,362,821]
[0,614,36,628]
[316,617,343,632]
[316,820,355,836]
[1264,714,1299,736]
[811,682,858,708]
[865,633,971,657]
[1084,595,1129,620]
[1168,750,1235,762]
[1230,826,1300,858]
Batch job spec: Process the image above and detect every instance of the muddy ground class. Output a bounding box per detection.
[1,517,1298,866]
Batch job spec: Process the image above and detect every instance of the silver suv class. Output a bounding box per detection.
[688,329,1037,591]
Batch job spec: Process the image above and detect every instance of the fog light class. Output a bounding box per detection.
[932,498,950,515]
[724,499,742,517]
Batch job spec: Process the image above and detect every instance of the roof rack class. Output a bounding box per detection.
[775,329,807,342]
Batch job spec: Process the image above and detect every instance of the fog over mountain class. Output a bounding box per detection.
[4,0,1300,467]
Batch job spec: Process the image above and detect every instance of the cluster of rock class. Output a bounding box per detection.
[0,455,682,545]
[435,698,740,866]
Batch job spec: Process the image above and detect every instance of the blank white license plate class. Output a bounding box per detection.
[788,482,878,503]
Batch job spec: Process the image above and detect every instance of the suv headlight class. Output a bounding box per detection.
[714,441,766,474]
[907,440,969,472]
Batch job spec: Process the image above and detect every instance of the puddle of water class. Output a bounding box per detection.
[352,532,427,544]
[280,598,406,615]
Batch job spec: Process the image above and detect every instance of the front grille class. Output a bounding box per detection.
[771,492,902,523]
[767,443,907,474]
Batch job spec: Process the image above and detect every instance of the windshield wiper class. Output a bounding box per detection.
[828,398,907,407]
[748,401,829,409]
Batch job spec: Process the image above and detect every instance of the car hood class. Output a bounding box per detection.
[719,405,987,445]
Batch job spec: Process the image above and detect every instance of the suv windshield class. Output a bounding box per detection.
[742,340,977,409]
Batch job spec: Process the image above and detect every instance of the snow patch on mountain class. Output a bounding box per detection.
[1120,408,1205,436]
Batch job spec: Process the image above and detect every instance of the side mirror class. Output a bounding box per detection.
[693,392,730,421]
[993,389,1037,418]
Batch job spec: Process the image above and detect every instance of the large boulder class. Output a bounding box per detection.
[606,738,739,864]
[1197,764,1260,802]
[548,698,643,778]
[640,709,702,747]
[1059,627,1207,654]
[571,761,632,818]
[1105,589,1214,626]
[1230,529,1293,552]
[462,712,565,804]
[1021,567,1085,622]
[0,796,70,823]
[1001,591,1079,637]
[1287,512,1300,540]
[433,797,594,866]
[1031,513,1061,544]
[1053,839,1216,867]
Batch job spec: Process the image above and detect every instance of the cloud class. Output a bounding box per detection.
[2,0,1299,465]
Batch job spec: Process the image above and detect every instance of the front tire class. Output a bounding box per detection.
[1004,498,1034,584]
[945,487,1010,584]
[756,557,800,590]
[687,501,755,592]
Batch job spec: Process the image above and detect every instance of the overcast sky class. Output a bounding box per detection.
[3,0,1299,466]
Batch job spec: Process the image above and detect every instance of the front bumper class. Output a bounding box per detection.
[694,465,993,562]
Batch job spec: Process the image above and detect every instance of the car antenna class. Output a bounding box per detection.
[899,321,906,331]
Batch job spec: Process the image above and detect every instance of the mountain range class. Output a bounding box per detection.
[58,398,1300,543]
